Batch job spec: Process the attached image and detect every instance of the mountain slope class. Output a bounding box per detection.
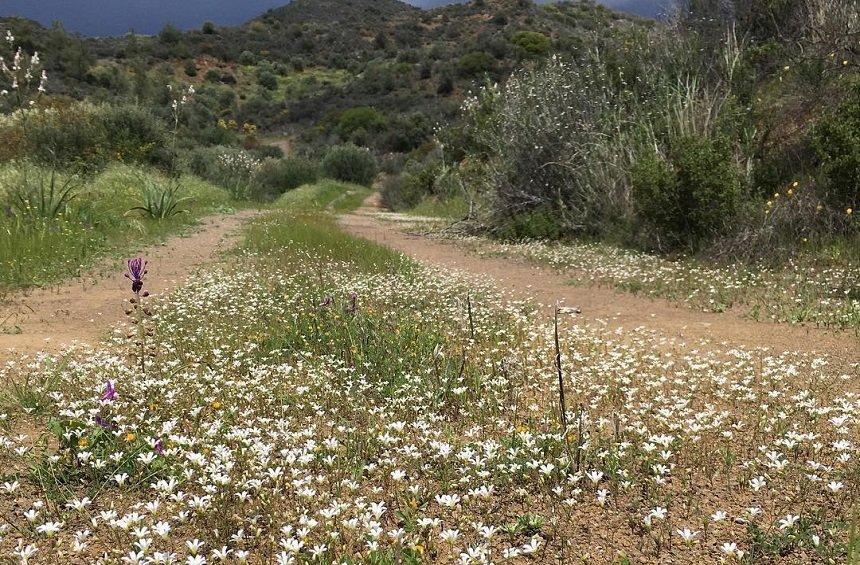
[262,0,419,24]
[0,0,648,152]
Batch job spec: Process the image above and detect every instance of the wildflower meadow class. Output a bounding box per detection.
[1,206,858,563]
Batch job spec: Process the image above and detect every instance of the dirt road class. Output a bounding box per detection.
[340,196,858,364]
[0,210,258,361]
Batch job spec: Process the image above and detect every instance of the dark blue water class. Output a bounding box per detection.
[0,0,663,37]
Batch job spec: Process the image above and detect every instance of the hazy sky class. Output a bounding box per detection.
[0,1,665,37]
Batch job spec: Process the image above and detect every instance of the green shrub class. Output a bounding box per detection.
[252,145,285,160]
[458,51,496,78]
[23,104,108,169]
[98,105,167,164]
[495,207,565,240]
[632,135,742,250]
[380,173,426,211]
[511,31,552,58]
[336,107,387,138]
[250,157,320,201]
[258,70,278,90]
[811,84,860,210]
[322,144,378,186]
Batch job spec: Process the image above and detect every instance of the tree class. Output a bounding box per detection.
[158,24,183,46]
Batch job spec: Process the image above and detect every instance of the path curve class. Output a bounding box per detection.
[0,210,259,361]
[340,196,858,365]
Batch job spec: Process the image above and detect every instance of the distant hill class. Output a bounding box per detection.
[263,0,420,24]
[0,0,662,36]
[0,0,649,152]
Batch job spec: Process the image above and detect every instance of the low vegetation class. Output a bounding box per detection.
[451,234,860,330]
[0,163,230,292]
[0,190,857,562]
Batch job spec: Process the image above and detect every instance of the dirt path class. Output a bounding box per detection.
[0,210,259,361]
[341,196,858,364]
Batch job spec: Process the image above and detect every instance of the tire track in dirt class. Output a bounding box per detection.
[340,195,858,366]
[0,210,259,361]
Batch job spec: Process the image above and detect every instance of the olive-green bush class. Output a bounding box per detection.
[321,144,378,186]
[251,157,320,201]
[632,135,742,250]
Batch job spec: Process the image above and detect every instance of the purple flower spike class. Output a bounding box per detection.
[100,380,117,402]
[124,257,148,293]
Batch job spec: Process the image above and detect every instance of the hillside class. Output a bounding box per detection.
[262,0,420,24]
[0,0,645,152]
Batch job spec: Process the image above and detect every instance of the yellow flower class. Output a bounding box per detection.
[212,400,222,409]
[847,208,853,216]
[787,189,794,196]
[125,432,136,442]
[77,437,89,448]
[412,544,425,555]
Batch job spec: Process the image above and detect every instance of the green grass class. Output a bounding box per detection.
[275,179,370,213]
[0,162,231,294]
[242,211,406,274]
[408,194,470,219]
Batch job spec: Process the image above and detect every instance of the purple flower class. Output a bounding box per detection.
[124,257,148,293]
[320,295,333,308]
[154,438,164,455]
[94,415,116,430]
[100,380,117,402]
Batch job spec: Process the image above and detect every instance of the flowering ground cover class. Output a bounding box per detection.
[0,208,858,564]
[441,236,860,332]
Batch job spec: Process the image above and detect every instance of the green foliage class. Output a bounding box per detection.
[243,211,404,274]
[322,144,378,186]
[335,106,387,138]
[6,166,79,220]
[158,24,183,45]
[98,104,169,164]
[5,103,168,170]
[811,83,860,210]
[181,146,265,199]
[257,70,278,90]
[632,135,742,250]
[495,207,565,240]
[275,180,370,213]
[128,178,193,219]
[0,163,229,291]
[511,31,552,57]
[250,156,320,201]
[458,51,496,78]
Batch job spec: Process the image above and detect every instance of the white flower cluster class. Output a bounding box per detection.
[0,233,856,562]
[0,29,48,107]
